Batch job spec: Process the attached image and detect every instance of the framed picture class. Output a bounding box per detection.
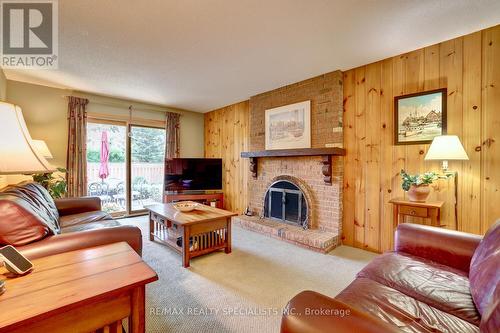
[265,101,311,150]
[394,88,447,145]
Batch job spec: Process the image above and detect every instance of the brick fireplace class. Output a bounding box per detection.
[234,71,344,253]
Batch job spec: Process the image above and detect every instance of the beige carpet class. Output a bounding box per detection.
[119,216,377,333]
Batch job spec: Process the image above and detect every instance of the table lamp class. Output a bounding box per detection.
[0,102,54,175]
[424,135,469,172]
[32,140,53,159]
[425,135,468,226]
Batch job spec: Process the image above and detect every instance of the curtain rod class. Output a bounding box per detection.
[61,95,182,115]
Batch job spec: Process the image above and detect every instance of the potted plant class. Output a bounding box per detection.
[400,169,446,202]
[32,167,67,199]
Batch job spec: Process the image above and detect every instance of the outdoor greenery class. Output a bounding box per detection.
[131,127,166,163]
[32,167,67,199]
[86,126,165,163]
[132,182,163,202]
[87,149,126,163]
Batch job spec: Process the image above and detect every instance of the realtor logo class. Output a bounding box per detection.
[1,0,58,68]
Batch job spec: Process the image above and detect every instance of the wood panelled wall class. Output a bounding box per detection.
[343,25,500,252]
[204,101,250,214]
[203,25,500,253]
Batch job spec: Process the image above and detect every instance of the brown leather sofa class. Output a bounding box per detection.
[281,222,499,333]
[0,182,142,259]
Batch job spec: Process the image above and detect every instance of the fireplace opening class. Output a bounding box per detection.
[263,180,308,229]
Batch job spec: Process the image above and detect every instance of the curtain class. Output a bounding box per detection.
[66,96,89,197]
[165,112,180,160]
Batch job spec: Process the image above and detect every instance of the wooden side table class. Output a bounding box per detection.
[389,198,445,229]
[0,242,158,333]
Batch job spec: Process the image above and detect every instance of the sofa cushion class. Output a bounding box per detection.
[61,219,122,233]
[479,284,499,333]
[59,210,112,228]
[358,251,480,325]
[0,182,60,246]
[336,277,479,333]
[469,221,500,317]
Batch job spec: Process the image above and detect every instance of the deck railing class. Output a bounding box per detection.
[87,162,164,213]
[87,162,164,184]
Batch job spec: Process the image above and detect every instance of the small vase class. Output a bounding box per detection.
[407,184,431,202]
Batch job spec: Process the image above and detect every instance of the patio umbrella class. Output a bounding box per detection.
[98,131,110,181]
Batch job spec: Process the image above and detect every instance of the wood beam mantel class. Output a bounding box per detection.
[240,147,345,158]
[240,148,345,185]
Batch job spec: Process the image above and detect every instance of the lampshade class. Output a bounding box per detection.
[32,140,53,159]
[0,102,55,174]
[425,135,469,161]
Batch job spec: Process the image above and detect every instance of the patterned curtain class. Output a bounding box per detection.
[165,112,180,160]
[66,96,89,197]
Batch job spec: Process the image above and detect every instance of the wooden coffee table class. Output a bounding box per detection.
[0,242,157,333]
[146,202,237,267]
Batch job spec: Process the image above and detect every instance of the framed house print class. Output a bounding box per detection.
[394,88,447,145]
[265,101,311,150]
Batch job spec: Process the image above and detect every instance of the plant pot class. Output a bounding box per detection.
[406,184,431,202]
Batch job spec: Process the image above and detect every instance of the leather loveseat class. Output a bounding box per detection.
[0,182,142,259]
[281,222,499,333]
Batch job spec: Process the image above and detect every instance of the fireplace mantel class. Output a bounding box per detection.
[240,147,345,158]
[240,148,345,185]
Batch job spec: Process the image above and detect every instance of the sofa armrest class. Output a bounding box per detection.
[395,223,482,272]
[281,291,400,333]
[55,197,102,216]
[17,226,142,259]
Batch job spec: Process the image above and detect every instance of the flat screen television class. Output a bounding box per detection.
[165,158,222,192]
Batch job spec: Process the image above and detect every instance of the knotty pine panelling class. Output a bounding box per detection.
[343,25,500,252]
[204,101,250,214]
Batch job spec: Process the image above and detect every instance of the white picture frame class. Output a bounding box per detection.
[265,101,311,150]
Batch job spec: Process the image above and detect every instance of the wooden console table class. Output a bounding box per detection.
[0,242,157,333]
[164,192,224,209]
[147,202,237,268]
[389,198,445,229]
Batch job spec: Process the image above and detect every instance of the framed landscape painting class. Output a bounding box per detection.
[265,101,311,150]
[394,88,447,145]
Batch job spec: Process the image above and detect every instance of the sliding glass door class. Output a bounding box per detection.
[86,121,165,216]
[86,121,128,215]
[129,125,166,213]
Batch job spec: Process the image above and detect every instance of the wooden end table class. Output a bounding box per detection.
[146,202,237,268]
[389,198,445,229]
[0,242,157,333]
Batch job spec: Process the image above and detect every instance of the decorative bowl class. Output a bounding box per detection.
[173,201,200,212]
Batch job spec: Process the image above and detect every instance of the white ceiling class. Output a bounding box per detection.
[4,0,500,112]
